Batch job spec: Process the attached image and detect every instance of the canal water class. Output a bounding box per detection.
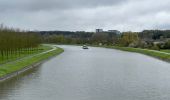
[0,45,170,100]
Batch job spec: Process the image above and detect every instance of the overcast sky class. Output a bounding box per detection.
[0,0,170,32]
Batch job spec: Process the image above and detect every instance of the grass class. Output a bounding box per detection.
[0,45,52,64]
[0,46,64,78]
[94,45,170,62]
[161,50,170,53]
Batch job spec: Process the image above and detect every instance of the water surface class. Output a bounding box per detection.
[0,45,170,100]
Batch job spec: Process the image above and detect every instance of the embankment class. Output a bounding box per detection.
[0,46,64,82]
[94,45,170,62]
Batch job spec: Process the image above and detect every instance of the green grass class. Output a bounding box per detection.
[0,45,52,64]
[95,45,170,62]
[161,50,170,53]
[0,46,64,77]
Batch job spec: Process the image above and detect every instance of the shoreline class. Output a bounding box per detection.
[50,44,170,63]
[92,45,170,63]
[0,46,64,82]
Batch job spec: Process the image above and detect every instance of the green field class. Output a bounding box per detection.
[0,45,64,78]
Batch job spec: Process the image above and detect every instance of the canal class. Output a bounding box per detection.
[0,45,170,100]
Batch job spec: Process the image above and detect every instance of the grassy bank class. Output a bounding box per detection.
[0,45,64,78]
[94,45,170,62]
[161,50,170,53]
[0,45,52,64]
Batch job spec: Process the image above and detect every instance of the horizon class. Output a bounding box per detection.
[37,29,170,33]
[1,24,170,33]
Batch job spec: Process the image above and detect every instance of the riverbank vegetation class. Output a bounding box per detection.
[0,25,64,79]
[0,25,42,64]
[98,46,170,62]
[0,47,64,77]
[0,45,52,64]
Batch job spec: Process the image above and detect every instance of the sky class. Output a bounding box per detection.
[0,0,170,32]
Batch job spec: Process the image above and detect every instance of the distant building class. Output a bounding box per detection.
[96,29,121,34]
[96,29,103,33]
[108,30,121,34]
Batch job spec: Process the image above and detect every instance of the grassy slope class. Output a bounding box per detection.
[161,50,170,53]
[0,45,52,64]
[0,46,64,77]
[96,45,170,62]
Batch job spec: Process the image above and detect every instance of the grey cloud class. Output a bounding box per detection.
[0,0,170,31]
[0,0,126,12]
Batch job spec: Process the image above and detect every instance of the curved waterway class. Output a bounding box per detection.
[0,45,170,100]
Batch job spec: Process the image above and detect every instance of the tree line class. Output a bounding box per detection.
[40,30,170,50]
[0,26,41,60]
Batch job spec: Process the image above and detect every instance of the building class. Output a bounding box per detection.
[96,29,121,34]
[108,30,121,34]
[96,29,103,33]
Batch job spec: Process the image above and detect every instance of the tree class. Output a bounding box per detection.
[92,33,108,44]
[164,40,170,49]
[119,32,139,46]
[0,26,41,60]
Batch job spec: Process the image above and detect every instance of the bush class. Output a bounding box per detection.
[164,40,170,49]
[150,45,160,50]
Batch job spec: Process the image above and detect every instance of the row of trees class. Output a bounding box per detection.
[0,26,41,60]
[40,30,170,50]
[139,30,170,40]
[116,32,170,50]
[41,31,138,46]
[41,32,93,44]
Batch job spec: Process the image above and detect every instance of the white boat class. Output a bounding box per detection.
[82,45,89,49]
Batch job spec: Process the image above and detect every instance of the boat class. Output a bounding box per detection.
[82,45,89,49]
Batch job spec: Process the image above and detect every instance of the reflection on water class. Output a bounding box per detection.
[0,65,41,100]
[0,45,170,100]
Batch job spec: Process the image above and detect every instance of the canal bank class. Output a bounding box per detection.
[93,45,170,62]
[0,45,64,82]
